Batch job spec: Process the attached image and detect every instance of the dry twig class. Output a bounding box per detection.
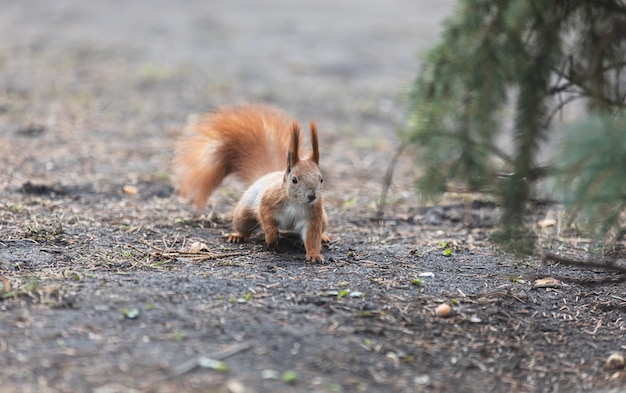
[542,252,626,274]
[142,343,252,388]
[128,240,247,262]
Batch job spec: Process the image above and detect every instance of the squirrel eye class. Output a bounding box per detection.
[320,177,324,183]
[292,176,298,184]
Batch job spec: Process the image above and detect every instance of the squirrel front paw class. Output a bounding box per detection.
[264,229,279,249]
[226,233,247,243]
[265,238,279,250]
[306,253,324,263]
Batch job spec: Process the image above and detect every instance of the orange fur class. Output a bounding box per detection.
[309,121,320,165]
[173,103,329,262]
[173,104,303,209]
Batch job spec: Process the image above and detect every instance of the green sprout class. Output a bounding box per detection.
[282,370,298,384]
[122,308,141,319]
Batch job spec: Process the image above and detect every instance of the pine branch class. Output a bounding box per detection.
[405,0,626,251]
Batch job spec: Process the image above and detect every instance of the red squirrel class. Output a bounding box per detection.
[173,104,329,263]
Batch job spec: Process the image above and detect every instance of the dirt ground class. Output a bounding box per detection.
[1,1,626,392]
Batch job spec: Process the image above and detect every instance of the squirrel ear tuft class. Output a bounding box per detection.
[309,121,320,165]
[286,147,295,173]
[287,121,301,172]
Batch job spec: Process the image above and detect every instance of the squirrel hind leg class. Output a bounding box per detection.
[228,206,259,243]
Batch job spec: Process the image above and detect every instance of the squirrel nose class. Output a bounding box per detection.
[307,193,317,202]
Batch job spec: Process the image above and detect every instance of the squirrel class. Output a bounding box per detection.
[173,104,329,263]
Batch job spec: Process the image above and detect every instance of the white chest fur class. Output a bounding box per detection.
[275,201,309,239]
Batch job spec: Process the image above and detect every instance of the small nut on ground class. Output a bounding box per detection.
[122,185,139,195]
[605,353,625,369]
[436,303,452,318]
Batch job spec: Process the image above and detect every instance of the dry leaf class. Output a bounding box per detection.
[534,277,561,288]
[1,277,11,294]
[605,353,625,369]
[188,241,210,253]
[537,218,557,229]
[225,379,246,393]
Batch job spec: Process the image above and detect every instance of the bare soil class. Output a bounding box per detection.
[1,1,626,392]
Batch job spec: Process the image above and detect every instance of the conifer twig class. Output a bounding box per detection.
[377,143,406,219]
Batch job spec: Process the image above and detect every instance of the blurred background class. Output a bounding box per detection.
[0,0,454,202]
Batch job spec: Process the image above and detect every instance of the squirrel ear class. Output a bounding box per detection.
[309,121,320,165]
[287,121,300,172]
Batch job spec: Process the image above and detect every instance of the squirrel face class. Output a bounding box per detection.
[285,160,323,205]
[283,120,323,206]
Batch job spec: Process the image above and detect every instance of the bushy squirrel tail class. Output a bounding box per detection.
[173,104,303,209]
